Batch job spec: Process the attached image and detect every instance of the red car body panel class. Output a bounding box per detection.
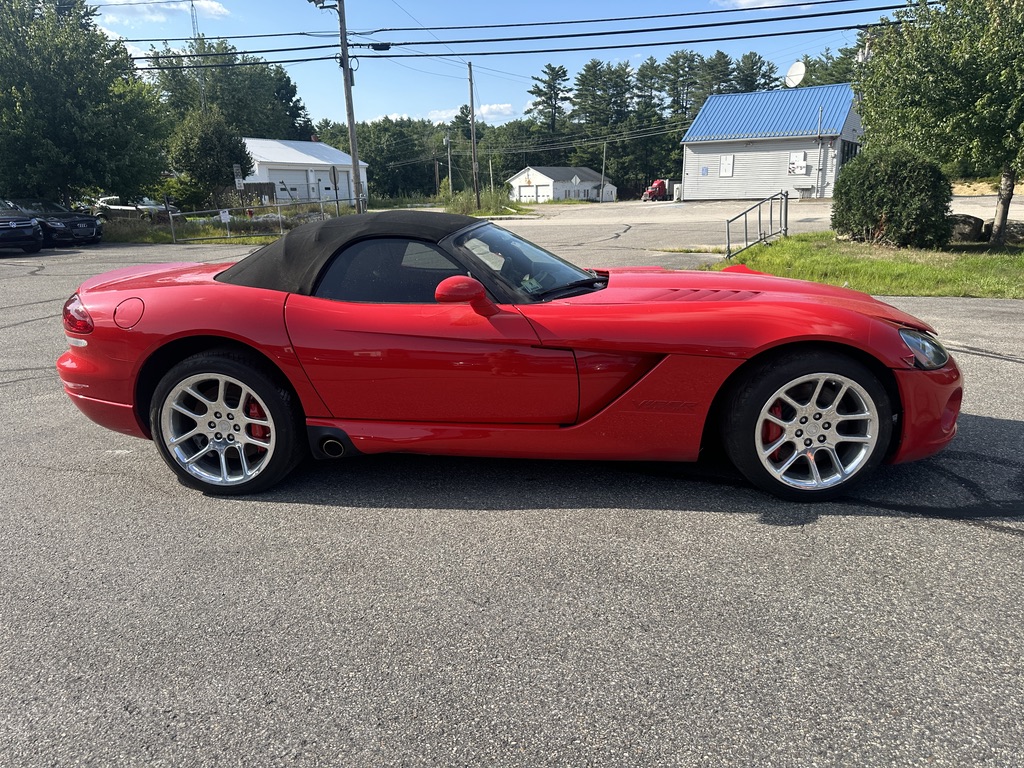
[889,365,962,463]
[57,246,961,473]
[57,263,329,437]
[306,354,743,462]
[284,294,581,424]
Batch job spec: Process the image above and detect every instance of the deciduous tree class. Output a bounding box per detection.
[0,0,169,202]
[149,38,314,140]
[167,106,252,206]
[857,0,1024,244]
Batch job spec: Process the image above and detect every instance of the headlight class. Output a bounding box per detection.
[900,328,949,369]
[48,219,67,228]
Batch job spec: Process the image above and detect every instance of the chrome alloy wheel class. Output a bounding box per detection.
[755,372,880,491]
[159,372,277,487]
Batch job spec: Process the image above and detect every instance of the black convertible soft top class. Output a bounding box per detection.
[217,210,480,295]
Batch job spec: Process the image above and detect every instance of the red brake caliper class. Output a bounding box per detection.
[763,403,784,461]
[247,399,270,446]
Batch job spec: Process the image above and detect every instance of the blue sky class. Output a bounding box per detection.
[96,0,894,127]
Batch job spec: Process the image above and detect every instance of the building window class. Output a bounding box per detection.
[840,140,860,167]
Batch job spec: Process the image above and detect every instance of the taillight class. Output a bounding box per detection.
[63,294,94,334]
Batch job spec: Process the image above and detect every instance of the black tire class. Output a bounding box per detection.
[150,351,305,495]
[722,351,893,501]
[21,243,41,253]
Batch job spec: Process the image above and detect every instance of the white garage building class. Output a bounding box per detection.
[506,166,616,203]
[242,138,369,206]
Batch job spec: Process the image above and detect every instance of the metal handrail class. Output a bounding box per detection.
[725,191,789,258]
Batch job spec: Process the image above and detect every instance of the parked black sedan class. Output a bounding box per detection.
[7,199,102,246]
[0,200,43,253]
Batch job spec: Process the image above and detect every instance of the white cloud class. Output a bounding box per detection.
[479,103,513,118]
[427,108,460,125]
[96,0,228,29]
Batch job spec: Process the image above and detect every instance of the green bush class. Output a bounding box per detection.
[832,146,952,248]
[445,187,521,216]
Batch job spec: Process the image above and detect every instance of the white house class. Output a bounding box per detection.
[680,83,862,201]
[242,138,369,206]
[506,166,616,203]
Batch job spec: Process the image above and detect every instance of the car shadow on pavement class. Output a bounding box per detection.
[263,413,1023,531]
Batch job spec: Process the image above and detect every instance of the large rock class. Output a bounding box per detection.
[982,219,1024,244]
[949,214,984,242]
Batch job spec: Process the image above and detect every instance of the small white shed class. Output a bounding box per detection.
[242,138,369,206]
[506,166,616,203]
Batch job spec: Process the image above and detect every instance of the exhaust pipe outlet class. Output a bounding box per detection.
[320,438,346,458]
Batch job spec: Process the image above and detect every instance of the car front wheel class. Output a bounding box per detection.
[150,352,304,494]
[723,352,893,501]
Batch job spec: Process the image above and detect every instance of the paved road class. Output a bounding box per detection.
[1,211,1022,766]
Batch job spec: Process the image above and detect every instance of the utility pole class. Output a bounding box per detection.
[468,62,481,210]
[308,0,365,213]
[190,1,207,111]
[445,132,452,197]
[599,141,608,202]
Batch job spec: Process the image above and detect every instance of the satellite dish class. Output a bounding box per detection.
[785,61,806,88]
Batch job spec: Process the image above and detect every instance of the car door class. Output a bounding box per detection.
[285,237,579,424]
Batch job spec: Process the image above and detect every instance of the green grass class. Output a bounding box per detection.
[711,232,1024,298]
[444,189,531,216]
[102,218,282,246]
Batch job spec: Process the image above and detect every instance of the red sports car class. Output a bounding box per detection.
[58,210,962,500]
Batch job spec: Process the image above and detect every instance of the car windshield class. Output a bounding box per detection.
[13,199,68,213]
[451,222,604,302]
[0,200,22,213]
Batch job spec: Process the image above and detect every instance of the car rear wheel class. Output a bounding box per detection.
[723,352,893,501]
[150,352,304,495]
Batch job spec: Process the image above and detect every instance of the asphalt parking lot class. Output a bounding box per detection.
[1,202,1022,766]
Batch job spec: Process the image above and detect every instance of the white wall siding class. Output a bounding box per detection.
[683,138,842,201]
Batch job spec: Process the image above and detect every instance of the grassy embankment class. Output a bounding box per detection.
[706,231,1024,299]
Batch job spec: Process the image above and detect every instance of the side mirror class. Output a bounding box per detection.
[435,275,499,316]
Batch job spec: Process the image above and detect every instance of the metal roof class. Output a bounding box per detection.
[682,83,856,143]
[511,166,611,184]
[243,138,368,167]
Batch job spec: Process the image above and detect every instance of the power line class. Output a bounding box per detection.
[135,3,894,62]
[146,42,338,60]
[384,121,694,169]
[139,55,338,71]
[107,0,903,44]
[120,31,336,44]
[358,3,907,49]
[356,21,892,60]
[354,0,911,35]
[136,19,893,70]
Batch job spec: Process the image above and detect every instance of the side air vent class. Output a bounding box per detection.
[631,288,762,302]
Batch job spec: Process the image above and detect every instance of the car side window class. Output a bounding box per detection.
[315,238,468,303]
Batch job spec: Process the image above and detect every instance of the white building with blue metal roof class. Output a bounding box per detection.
[680,83,862,201]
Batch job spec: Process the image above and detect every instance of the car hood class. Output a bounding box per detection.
[1,213,34,224]
[32,211,93,221]
[571,267,936,333]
